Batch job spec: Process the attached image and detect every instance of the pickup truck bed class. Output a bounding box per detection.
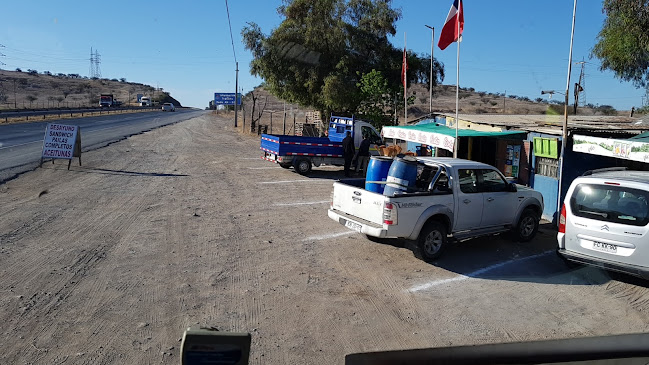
[260,134,343,159]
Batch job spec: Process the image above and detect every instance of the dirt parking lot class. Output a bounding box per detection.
[2,112,649,364]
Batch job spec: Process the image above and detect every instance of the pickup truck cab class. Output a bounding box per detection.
[328,158,544,260]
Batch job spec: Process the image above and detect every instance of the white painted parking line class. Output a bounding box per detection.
[259,179,332,184]
[408,250,554,292]
[248,167,279,170]
[302,231,355,241]
[274,200,330,206]
[241,157,262,160]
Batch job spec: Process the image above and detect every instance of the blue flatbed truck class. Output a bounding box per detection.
[260,116,383,174]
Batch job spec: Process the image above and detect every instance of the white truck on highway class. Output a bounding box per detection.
[328,158,544,260]
[140,96,152,107]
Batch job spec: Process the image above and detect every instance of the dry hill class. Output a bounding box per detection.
[0,70,180,110]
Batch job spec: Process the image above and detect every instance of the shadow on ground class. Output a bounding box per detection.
[374,222,616,286]
[43,165,189,177]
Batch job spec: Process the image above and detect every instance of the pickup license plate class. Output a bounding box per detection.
[344,219,362,232]
[593,241,617,254]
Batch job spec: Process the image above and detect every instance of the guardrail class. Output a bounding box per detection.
[0,106,159,122]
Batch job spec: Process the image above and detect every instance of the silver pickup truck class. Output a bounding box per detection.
[328,157,544,261]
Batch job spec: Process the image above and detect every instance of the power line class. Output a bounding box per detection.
[224,0,237,63]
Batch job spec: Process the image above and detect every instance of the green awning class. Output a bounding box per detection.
[629,131,649,142]
[382,124,526,152]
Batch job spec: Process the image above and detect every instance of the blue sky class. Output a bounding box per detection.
[1,0,644,110]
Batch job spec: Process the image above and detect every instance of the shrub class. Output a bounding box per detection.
[597,105,617,115]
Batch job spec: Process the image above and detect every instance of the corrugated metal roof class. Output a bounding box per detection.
[427,113,647,135]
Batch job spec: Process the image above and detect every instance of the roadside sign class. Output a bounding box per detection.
[214,93,242,105]
[40,123,82,170]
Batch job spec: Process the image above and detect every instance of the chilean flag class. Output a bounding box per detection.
[438,0,464,51]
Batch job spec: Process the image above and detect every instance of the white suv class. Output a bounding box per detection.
[557,168,649,278]
[162,103,175,112]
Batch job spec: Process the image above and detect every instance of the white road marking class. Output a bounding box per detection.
[408,250,554,292]
[259,179,332,184]
[241,157,262,160]
[248,167,279,170]
[0,140,42,150]
[274,200,330,206]
[302,231,355,241]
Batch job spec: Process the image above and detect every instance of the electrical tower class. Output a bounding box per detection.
[89,47,101,78]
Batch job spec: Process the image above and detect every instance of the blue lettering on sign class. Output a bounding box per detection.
[214,93,242,105]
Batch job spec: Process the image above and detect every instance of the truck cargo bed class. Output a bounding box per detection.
[260,134,343,157]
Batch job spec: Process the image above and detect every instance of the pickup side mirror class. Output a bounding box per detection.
[507,182,518,192]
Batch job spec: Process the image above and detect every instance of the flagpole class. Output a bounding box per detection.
[557,0,577,216]
[404,32,407,124]
[454,4,460,158]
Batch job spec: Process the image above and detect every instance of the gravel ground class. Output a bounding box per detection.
[1,112,649,364]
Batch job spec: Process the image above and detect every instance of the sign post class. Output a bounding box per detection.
[40,123,81,170]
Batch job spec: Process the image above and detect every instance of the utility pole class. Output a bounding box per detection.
[574,60,585,114]
[425,25,434,114]
[13,79,16,109]
[503,90,506,114]
[234,61,239,128]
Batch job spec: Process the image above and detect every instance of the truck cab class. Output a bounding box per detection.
[140,97,152,107]
[327,116,383,147]
[99,94,114,108]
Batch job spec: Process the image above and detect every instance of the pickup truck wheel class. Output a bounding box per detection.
[293,158,312,175]
[513,208,539,242]
[418,221,447,261]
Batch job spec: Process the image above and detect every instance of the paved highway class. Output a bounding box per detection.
[0,108,205,181]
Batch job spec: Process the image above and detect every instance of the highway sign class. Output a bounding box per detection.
[214,93,242,105]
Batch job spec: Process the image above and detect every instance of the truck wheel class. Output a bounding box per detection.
[513,208,539,242]
[417,221,447,261]
[293,158,312,175]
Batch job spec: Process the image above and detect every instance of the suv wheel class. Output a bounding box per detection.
[513,208,539,242]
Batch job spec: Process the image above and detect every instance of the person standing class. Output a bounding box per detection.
[355,133,371,175]
[342,131,355,177]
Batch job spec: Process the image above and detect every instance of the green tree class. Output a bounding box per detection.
[592,0,649,88]
[242,0,403,115]
[356,69,393,126]
[26,94,37,108]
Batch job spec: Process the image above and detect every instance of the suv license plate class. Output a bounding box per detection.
[593,241,617,254]
[344,220,362,232]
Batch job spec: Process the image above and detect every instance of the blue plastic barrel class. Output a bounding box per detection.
[383,156,418,196]
[365,156,394,193]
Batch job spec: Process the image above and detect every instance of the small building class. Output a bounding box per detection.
[382,113,647,222]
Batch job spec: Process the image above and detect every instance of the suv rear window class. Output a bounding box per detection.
[570,184,649,226]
